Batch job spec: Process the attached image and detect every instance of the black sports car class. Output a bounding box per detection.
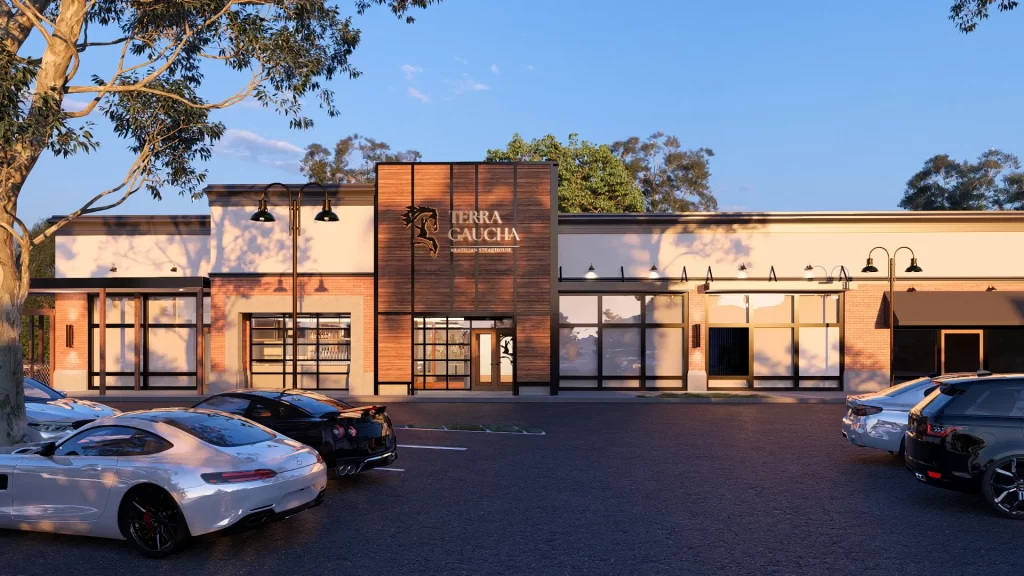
[905,373,1024,518]
[194,390,397,477]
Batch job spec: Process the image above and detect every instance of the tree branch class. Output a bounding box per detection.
[4,0,54,51]
[66,71,263,112]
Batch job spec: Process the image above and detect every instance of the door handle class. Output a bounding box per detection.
[81,465,103,472]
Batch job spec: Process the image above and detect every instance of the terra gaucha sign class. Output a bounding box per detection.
[402,206,519,258]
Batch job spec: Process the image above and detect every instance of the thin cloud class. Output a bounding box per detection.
[454,56,468,65]
[408,87,431,103]
[401,64,423,81]
[490,64,499,74]
[216,129,303,173]
[61,97,91,112]
[454,75,489,95]
[526,64,536,72]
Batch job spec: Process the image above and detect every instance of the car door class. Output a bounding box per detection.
[13,426,134,523]
[246,399,322,448]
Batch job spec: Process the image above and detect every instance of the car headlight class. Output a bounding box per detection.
[28,421,74,433]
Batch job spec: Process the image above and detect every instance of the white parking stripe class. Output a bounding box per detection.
[398,444,468,451]
[374,467,405,472]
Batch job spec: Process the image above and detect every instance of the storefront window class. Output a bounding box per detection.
[414,317,471,390]
[559,293,686,389]
[708,293,842,389]
[89,294,209,390]
[250,313,351,390]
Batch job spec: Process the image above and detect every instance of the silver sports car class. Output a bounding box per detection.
[23,377,119,440]
[841,373,977,454]
[0,408,327,557]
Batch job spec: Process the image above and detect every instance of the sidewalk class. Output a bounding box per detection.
[68,389,849,404]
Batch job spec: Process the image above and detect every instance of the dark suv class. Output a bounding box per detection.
[905,374,1024,518]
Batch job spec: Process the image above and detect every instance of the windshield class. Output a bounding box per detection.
[132,410,274,447]
[23,378,62,401]
[277,392,353,417]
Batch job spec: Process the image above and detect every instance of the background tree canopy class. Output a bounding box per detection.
[300,134,421,184]
[899,149,1024,211]
[486,132,716,214]
[950,0,1018,33]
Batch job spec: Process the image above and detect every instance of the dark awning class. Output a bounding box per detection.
[30,277,209,293]
[885,291,1024,327]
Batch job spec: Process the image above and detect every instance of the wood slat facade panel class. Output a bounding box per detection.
[412,164,453,314]
[377,314,412,382]
[516,315,550,382]
[376,162,555,392]
[377,165,412,312]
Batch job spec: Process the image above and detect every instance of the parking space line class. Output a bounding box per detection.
[374,467,405,472]
[398,444,468,451]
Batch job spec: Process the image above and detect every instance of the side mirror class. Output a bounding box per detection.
[58,391,67,398]
[38,442,57,457]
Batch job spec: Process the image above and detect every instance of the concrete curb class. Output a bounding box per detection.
[79,395,847,405]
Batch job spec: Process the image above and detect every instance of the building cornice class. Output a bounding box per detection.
[203,183,374,207]
[47,215,211,236]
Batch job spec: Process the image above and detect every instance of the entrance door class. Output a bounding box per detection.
[472,329,514,390]
[942,330,983,374]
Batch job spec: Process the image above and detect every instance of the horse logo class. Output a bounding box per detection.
[401,205,440,258]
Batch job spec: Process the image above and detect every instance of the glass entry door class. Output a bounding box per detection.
[941,330,983,374]
[472,329,514,390]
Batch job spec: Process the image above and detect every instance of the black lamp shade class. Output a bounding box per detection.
[861,257,878,273]
[250,198,275,222]
[905,257,922,273]
[314,198,339,222]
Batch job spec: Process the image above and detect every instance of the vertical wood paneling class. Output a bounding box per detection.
[516,315,550,382]
[473,164,515,314]
[377,314,412,382]
[452,165,477,311]
[412,165,452,313]
[377,165,412,312]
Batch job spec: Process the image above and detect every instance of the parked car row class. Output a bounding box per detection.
[2,382,398,558]
[844,371,1024,519]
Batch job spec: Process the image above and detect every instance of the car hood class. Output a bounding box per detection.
[26,398,120,422]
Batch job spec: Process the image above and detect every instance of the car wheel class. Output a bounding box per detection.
[119,485,190,558]
[981,456,1024,520]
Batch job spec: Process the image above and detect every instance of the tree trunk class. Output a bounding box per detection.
[0,210,26,446]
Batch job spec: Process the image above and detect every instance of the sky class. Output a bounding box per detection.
[17,0,1024,225]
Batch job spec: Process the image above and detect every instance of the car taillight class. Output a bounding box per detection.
[201,469,277,484]
[331,424,358,438]
[925,423,960,438]
[347,425,358,437]
[852,405,882,417]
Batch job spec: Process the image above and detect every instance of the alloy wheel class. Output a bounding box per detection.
[127,489,181,553]
[989,458,1024,516]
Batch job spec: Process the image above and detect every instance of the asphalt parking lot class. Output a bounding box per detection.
[2,403,1022,576]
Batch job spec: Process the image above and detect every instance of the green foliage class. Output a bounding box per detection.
[19,219,54,363]
[899,149,1024,211]
[950,0,1018,33]
[485,133,644,213]
[300,134,421,184]
[612,132,717,212]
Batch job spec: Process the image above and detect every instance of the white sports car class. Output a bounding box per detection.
[0,408,327,557]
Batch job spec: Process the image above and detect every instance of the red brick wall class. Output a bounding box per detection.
[210,275,374,372]
[54,293,88,371]
[843,281,1024,375]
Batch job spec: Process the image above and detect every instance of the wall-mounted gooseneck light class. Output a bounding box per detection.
[584,264,598,280]
[737,264,748,279]
[648,264,660,279]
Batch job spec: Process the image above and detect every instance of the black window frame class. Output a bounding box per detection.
[558,292,687,391]
[412,317,477,391]
[706,293,844,390]
[87,293,211,391]
[249,313,352,390]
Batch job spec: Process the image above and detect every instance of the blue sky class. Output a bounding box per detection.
[19,0,1024,225]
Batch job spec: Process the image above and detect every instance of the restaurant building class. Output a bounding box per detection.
[30,162,1024,397]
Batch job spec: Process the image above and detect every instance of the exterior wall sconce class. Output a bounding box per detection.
[648,264,660,279]
[691,324,701,348]
[907,287,917,292]
[65,325,74,348]
[737,264,748,279]
[987,286,997,291]
[584,264,598,280]
[109,265,117,273]
[768,266,778,282]
[170,265,178,272]
[704,266,714,291]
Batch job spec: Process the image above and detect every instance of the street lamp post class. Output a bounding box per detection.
[861,247,923,387]
[251,182,339,389]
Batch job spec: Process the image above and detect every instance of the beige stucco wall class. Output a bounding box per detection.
[56,234,210,278]
[558,229,1024,281]
[209,204,374,274]
[208,294,372,396]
